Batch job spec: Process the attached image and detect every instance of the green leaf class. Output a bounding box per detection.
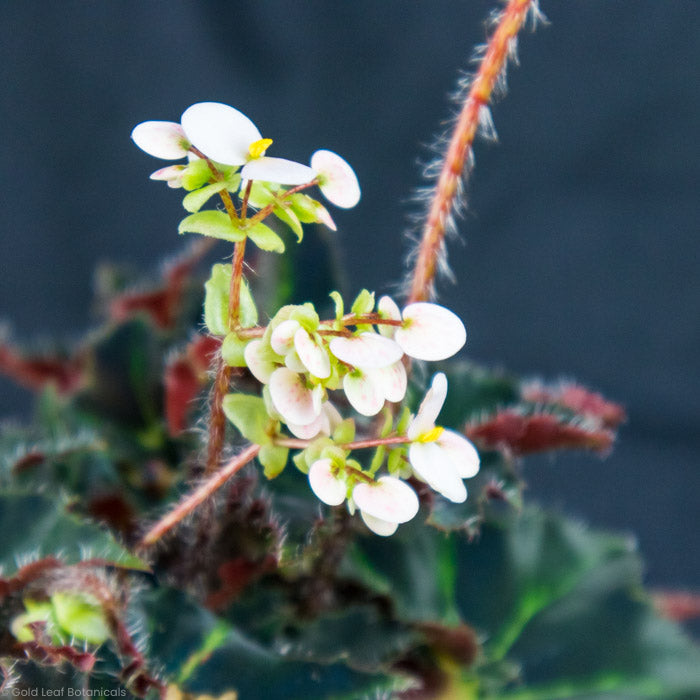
[181,158,214,191]
[247,221,285,253]
[290,303,320,332]
[222,393,271,445]
[182,181,228,213]
[258,444,289,479]
[288,193,320,223]
[179,210,245,243]
[51,592,110,644]
[0,492,148,574]
[142,587,395,699]
[204,263,232,336]
[329,291,344,319]
[11,599,59,642]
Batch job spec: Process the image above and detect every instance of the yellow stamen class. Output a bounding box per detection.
[249,138,273,159]
[417,426,445,443]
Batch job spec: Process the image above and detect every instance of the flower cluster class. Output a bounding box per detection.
[241,292,466,438]
[305,372,480,536]
[132,101,360,209]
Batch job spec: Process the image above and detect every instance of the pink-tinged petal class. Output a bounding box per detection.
[309,458,346,506]
[269,367,320,426]
[149,164,186,183]
[243,340,277,384]
[322,402,343,432]
[313,201,337,231]
[438,430,480,479]
[377,295,401,338]
[407,373,448,440]
[270,319,300,356]
[131,121,190,160]
[408,442,467,503]
[370,362,407,403]
[360,511,399,537]
[395,303,466,361]
[284,350,307,374]
[330,332,403,370]
[181,102,260,165]
[311,384,324,415]
[288,413,324,439]
[310,150,361,209]
[294,329,331,379]
[343,371,385,417]
[242,157,317,185]
[353,476,419,523]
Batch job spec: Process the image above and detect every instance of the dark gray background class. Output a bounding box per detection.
[1,2,698,588]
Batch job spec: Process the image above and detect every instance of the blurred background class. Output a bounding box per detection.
[0,1,697,588]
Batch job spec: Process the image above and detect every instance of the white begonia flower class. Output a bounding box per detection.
[131,121,191,160]
[394,303,466,362]
[310,150,361,209]
[244,339,278,384]
[294,328,331,379]
[180,102,317,185]
[149,164,187,188]
[308,458,347,506]
[329,332,403,370]
[269,367,323,427]
[287,401,342,440]
[353,476,419,536]
[407,373,480,504]
[369,360,408,403]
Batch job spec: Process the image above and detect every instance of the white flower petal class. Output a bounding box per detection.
[329,332,403,370]
[407,373,448,440]
[369,361,407,403]
[242,157,317,185]
[313,201,337,231]
[149,164,186,183]
[395,303,466,361]
[343,371,385,417]
[181,102,260,165]
[310,150,361,209]
[311,384,324,415]
[243,340,277,384]
[322,402,343,433]
[352,476,419,523]
[438,430,481,479]
[284,350,307,374]
[360,511,399,537]
[287,413,324,439]
[270,319,300,356]
[294,329,331,379]
[269,367,320,426]
[309,458,346,506]
[131,121,190,160]
[377,295,401,338]
[408,442,467,503]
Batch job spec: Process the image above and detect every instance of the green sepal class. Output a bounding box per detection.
[351,289,375,316]
[273,204,304,243]
[182,181,228,213]
[387,447,407,476]
[181,159,215,191]
[329,291,344,320]
[332,418,356,445]
[179,210,245,243]
[379,407,394,438]
[221,333,248,367]
[290,303,320,332]
[292,450,309,474]
[304,437,335,466]
[395,406,412,435]
[239,277,258,328]
[289,193,321,223]
[51,592,110,644]
[369,446,386,474]
[247,181,276,208]
[204,263,232,336]
[11,599,60,643]
[320,445,348,466]
[222,393,272,445]
[258,444,289,479]
[247,221,285,253]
